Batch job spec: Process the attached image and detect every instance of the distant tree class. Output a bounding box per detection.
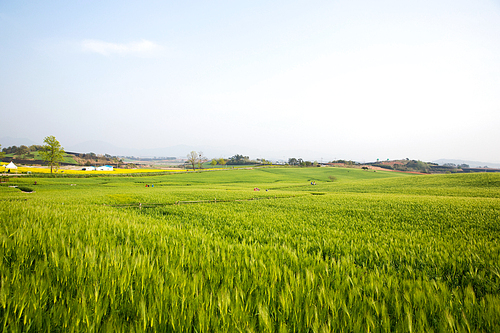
[187,151,198,170]
[0,145,4,159]
[328,175,337,182]
[210,159,217,166]
[459,164,469,168]
[257,158,271,165]
[3,145,17,154]
[16,145,29,158]
[227,154,251,165]
[198,151,206,169]
[217,158,227,167]
[40,136,65,173]
[29,145,41,152]
[393,163,403,170]
[288,157,308,166]
[406,160,430,173]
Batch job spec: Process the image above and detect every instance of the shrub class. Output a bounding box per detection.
[17,186,34,193]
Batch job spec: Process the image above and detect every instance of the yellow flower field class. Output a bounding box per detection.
[1,164,185,174]
[1,163,221,175]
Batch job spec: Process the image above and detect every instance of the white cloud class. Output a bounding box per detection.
[81,39,162,56]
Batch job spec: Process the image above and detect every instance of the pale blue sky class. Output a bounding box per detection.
[1,0,499,161]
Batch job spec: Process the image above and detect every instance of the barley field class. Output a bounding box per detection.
[1,167,499,332]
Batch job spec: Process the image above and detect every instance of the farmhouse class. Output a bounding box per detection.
[82,166,96,171]
[96,165,114,171]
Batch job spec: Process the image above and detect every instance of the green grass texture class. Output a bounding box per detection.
[1,167,499,332]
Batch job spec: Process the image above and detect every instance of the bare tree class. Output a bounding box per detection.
[187,151,198,170]
[198,151,206,169]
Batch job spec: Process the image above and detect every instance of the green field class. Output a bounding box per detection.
[1,167,499,332]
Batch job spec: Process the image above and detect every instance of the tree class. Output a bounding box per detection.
[406,160,430,173]
[217,158,227,167]
[198,151,206,169]
[16,145,29,158]
[187,151,198,170]
[40,136,64,173]
[29,145,41,152]
[210,159,217,166]
[0,145,4,160]
[226,154,251,165]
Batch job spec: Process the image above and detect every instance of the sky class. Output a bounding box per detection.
[1,0,499,162]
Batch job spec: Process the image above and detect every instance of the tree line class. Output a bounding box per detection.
[186,152,273,171]
[1,145,43,158]
[1,136,66,173]
[287,158,321,167]
[1,136,126,173]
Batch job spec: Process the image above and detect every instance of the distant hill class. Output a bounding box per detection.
[65,140,324,160]
[433,159,500,169]
[66,141,198,158]
[66,140,130,156]
[4,137,498,166]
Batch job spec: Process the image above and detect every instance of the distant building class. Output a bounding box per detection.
[82,166,96,171]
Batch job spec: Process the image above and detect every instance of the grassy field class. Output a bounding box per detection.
[1,167,499,332]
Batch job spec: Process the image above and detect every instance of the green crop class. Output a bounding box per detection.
[1,168,499,332]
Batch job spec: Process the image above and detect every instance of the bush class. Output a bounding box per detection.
[328,175,337,182]
[17,186,34,193]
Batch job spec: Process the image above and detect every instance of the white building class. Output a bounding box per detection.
[82,166,96,171]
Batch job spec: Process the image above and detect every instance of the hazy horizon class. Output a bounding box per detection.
[1,1,499,163]
[3,135,500,168]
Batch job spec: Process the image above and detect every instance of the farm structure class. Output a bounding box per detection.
[97,165,113,171]
[5,161,17,170]
[81,165,114,171]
